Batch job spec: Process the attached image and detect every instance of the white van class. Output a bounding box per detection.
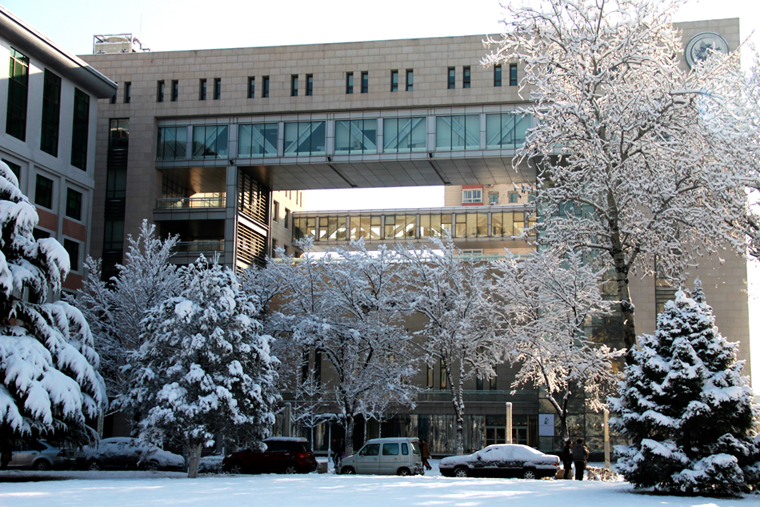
[339,437,424,476]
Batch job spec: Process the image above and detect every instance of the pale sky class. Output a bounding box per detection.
[5,0,760,387]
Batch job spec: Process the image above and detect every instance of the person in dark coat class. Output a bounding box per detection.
[572,438,589,481]
[561,439,573,479]
[1,440,12,469]
[420,439,432,470]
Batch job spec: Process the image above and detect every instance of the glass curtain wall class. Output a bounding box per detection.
[335,119,377,154]
[239,123,278,157]
[284,121,326,155]
[485,113,532,149]
[436,115,479,151]
[383,117,426,153]
[192,125,228,159]
[157,126,187,160]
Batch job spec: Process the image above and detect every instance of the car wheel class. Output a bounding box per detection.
[33,460,50,471]
[87,460,102,471]
[341,466,355,474]
[523,469,537,480]
[454,467,469,478]
[228,463,243,474]
[283,463,299,474]
[397,467,411,476]
[146,460,159,472]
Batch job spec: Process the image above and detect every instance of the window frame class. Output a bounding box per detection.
[213,77,221,100]
[262,76,270,98]
[463,66,471,88]
[406,69,413,91]
[70,88,89,171]
[247,77,255,99]
[494,64,502,87]
[462,189,483,204]
[447,67,455,89]
[509,63,518,86]
[291,75,299,97]
[124,81,131,103]
[157,80,165,102]
[35,174,54,209]
[306,74,313,96]
[346,72,354,94]
[361,71,368,93]
[171,80,179,101]
[390,70,398,92]
[199,79,207,100]
[66,188,83,221]
[41,69,61,157]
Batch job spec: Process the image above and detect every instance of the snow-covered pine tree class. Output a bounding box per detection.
[73,220,180,398]
[121,256,280,478]
[0,161,106,442]
[610,280,759,495]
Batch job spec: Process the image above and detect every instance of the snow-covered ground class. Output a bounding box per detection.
[1,460,755,507]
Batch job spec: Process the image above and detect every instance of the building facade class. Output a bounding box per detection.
[78,18,749,454]
[0,7,117,293]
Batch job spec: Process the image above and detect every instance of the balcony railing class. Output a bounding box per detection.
[174,240,225,253]
[156,196,226,210]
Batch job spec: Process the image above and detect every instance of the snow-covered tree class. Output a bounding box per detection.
[0,161,106,442]
[491,247,623,441]
[121,256,280,478]
[73,220,180,397]
[271,239,419,456]
[484,0,759,362]
[396,237,501,455]
[610,280,760,495]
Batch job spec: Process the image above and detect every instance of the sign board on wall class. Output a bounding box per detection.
[538,414,555,437]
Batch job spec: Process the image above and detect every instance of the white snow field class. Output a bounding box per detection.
[0,462,755,507]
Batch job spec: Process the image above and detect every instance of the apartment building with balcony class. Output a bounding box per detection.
[0,7,117,292]
[78,17,749,454]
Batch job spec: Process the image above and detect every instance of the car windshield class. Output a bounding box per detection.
[360,444,380,456]
[411,442,421,455]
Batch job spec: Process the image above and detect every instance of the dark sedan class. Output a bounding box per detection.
[222,437,317,474]
[439,444,559,479]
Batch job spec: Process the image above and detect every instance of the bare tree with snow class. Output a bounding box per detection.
[120,256,280,478]
[73,220,180,397]
[0,161,106,443]
[270,240,419,457]
[491,247,623,441]
[397,237,501,455]
[484,0,760,362]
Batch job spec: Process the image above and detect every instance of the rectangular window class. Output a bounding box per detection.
[486,113,532,149]
[509,63,518,86]
[41,69,61,157]
[361,71,368,93]
[462,189,482,204]
[383,117,426,153]
[489,192,499,205]
[110,92,116,104]
[284,121,326,156]
[284,208,290,229]
[406,69,413,91]
[390,70,398,92]
[439,359,447,390]
[291,75,299,96]
[346,72,354,94]
[157,80,165,102]
[213,78,221,100]
[157,126,188,160]
[238,123,278,158]
[509,192,519,203]
[71,89,89,171]
[273,201,279,222]
[436,115,480,151]
[199,79,207,100]
[262,76,270,98]
[494,65,502,87]
[66,188,82,221]
[192,125,228,159]
[171,80,178,101]
[35,174,53,209]
[447,67,455,89]
[63,239,80,272]
[335,119,378,154]
[103,219,124,252]
[124,81,131,103]
[247,77,255,99]
[7,48,29,141]
[463,66,471,88]
[3,159,20,181]
[306,74,313,96]
[426,365,433,388]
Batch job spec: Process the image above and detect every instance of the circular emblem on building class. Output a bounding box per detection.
[684,32,729,68]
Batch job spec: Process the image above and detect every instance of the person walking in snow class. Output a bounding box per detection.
[572,438,589,480]
[561,439,573,479]
[420,439,432,470]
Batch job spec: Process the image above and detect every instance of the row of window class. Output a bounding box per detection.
[113,64,520,105]
[157,113,531,160]
[6,48,90,170]
[293,210,535,242]
[462,189,523,205]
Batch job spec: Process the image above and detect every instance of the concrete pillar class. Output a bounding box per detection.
[604,409,610,470]
[506,402,513,444]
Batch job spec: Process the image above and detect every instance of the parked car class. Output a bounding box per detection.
[339,437,424,476]
[222,437,318,474]
[439,444,559,479]
[78,437,185,471]
[7,440,75,470]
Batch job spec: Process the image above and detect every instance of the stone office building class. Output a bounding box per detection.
[79,17,749,454]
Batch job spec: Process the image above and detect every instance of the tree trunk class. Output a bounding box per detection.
[187,441,203,478]
[345,414,355,457]
[446,360,465,455]
[608,190,637,365]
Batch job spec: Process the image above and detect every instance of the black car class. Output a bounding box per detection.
[439,444,560,479]
[222,437,318,474]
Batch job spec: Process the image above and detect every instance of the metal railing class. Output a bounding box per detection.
[155,196,226,210]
